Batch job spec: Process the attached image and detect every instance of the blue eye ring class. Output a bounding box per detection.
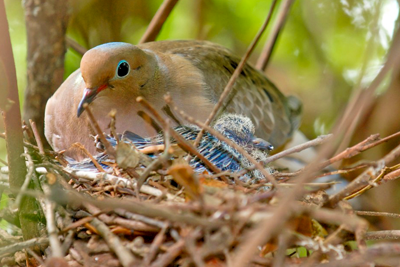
[116,60,130,78]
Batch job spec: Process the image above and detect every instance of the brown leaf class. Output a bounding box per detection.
[169,164,203,201]
[116,142,139,169]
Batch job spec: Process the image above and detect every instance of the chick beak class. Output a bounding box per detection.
[252,138,274,151]
[77,84,107,117]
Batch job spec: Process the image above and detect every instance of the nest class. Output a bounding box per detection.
[2,105,400,267]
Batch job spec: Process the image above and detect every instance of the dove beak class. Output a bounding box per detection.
[77,84,108,117]
[252,138,274,151]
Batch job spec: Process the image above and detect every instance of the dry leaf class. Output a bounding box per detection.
[169,164,203,201]
[116,142,139,169]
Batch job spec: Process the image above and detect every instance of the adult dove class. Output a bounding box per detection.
[45,40,302,159]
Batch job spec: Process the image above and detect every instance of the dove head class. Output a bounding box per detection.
[214,114,274,152]
[77,42,157,117]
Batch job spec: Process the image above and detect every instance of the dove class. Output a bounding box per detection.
[45,40,301,160]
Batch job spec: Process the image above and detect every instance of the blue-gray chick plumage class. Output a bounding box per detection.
[66,114,273,183]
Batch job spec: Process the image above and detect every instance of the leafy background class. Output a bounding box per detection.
[1,0,399,224]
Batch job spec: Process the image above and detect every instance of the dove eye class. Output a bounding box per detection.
[116,60,130,78]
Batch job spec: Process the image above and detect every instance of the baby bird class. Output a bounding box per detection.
[66,114,273,183]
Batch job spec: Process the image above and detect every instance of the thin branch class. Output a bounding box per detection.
[139,0,179,44]
[29,120,44,155]
[193,2,277,149]
[83,103,116,158]
[66,37,87,56]
[136,96,227,180]
[355,211,400,219]
[256,0,292,70]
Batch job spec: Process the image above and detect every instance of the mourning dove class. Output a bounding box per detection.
[45,40,302,160]
[66,114,273,183]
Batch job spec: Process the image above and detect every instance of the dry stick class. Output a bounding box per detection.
[29,120,44,155]
[382,168,400,182]
[71,143,105,172]
[25,248,45,265]
[149,239,185,267]
[328,140,400,207]
[114,209,167,229]
[62,188,225,229]
[66,37,87,56]
[165,94,277,186]
[256,0,292,70]
[43,167,182,201]
[88,217,136,266]
[142,223,169,266]
[0,237,49,257]
[356,210,400,219]
[83,103,116,158]
[365,231,400,240]
[136,119,172,193]
[42,185,63,257]
[264,134,332,165]
[192,2,277,150]
[139,0,179,44]
[136,97,228,182]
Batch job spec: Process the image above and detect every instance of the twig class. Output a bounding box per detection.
[88,216,136,266]
[165,94,277,186]
[264,134,332,164]
[327,141,400,207]
[139,0,179,44]
[192,1,277,149]
[43,185,63,257]
[136,119,172,193]
[149,239,185,267]
[55,187,226,229]
[365,231,400,240]
[114,209,167,229]
[71,143,106,173]
[83,103,116,158]
[136,96,226,179]
[0,237,49,257]
[256,0,292,70]
[66,37,87,56]
[142,223,169,266]
[29,120,44,155]
[355,210,400,218]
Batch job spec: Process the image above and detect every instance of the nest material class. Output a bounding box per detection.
[1,128,400,267]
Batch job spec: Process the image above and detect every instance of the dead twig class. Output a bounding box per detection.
[139,0,179,44]
[29,120,44,155]
[193,1,278,150]
[256,0,293,70]
[83,103,116,158]
[136,96,227,180]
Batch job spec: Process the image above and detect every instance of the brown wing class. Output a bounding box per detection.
[139,40,302,148]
